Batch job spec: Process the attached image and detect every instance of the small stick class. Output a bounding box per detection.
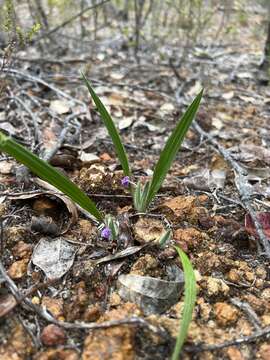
[185,325,270,353]
[0,259,167,337]
[8,95,41,145]
[42,111,84,162]
[33,0,111,42]
[4,68,85,107]
[230,298,261,331]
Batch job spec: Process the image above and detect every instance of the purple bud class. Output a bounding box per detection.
[121,176,130,187]
[101,227,111,239]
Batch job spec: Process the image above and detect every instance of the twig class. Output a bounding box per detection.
[230,298,261,331]
[7,95,41,145]
[17,314,40,348]
[13,55,89,64]
[185,325,270,353]
[42,112,84,162]
[0,258,166,336]
[33,0,110,43]
[192,121,270,259]
[3,68,86,107]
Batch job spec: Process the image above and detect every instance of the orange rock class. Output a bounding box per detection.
[227,347,245,360]
[174,227,208,250]
[65,281,89,321]
[109,292,122,307]
[257,343,270,360]
[255,266,267,280]
[201,277,229,297]
[83,324,134,360]
[0,322,33,359]
[235,318,252,336]
[34,349,79,360]
[130,254,160,277]
[41,324,66,346]
[244,271,255,283]
[262,288,270,300]
[5,226,29,246]
[261,314,270,326]
[214,302,238,326]
[100,152,112,162]
[82,303,140,360]
[7,259,28,279]
[12,241,32,259]
[160,195,209,224]
[83,304,102,322]
[227,269,241,283]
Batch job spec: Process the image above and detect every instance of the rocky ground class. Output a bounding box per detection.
[0,3,270,359]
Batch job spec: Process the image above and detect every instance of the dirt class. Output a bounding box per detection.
[0,2,270,359]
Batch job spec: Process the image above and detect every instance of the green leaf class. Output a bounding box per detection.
[171,247,197,360]
[134,180,150,212]
[82,73,130,176]
[0,132,103,222]
[133,181,142,211]
[143,90,203,211]
[158,229,171,248]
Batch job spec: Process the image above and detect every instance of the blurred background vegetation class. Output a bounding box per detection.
[0,0,269,76]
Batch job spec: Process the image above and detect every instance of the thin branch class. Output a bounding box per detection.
[42,112,84,162]
[8,95,41,145]
[3,68,85,107]
[33,0,111,43]
[185,325,270,353]
[0,259,167,337]
[230,298,261,331]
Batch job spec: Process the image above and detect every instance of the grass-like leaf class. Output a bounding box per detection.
[172,247,197,360]
[142,90,203,211]
[158,229,171,248]
[134,180,151,212]
[133,181,142,211]
[0,131,103,222]
[82,73,131,176]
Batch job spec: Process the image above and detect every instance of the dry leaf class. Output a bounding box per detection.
[110,72,125,80]
[117,265,184,315]
[118,117,134,130]
[222,91,234,100]
[32,237,76,279]
[0,161,14,175]
[79,152,100,164]
[230,144,270,165]
[50,100,71,115]
[10,189,78,234]
[0,122,17,136]
[158,102,175,116]
[94,245,146,265]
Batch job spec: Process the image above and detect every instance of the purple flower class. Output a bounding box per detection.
[101,227,111,239]
[121,176,130,187]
